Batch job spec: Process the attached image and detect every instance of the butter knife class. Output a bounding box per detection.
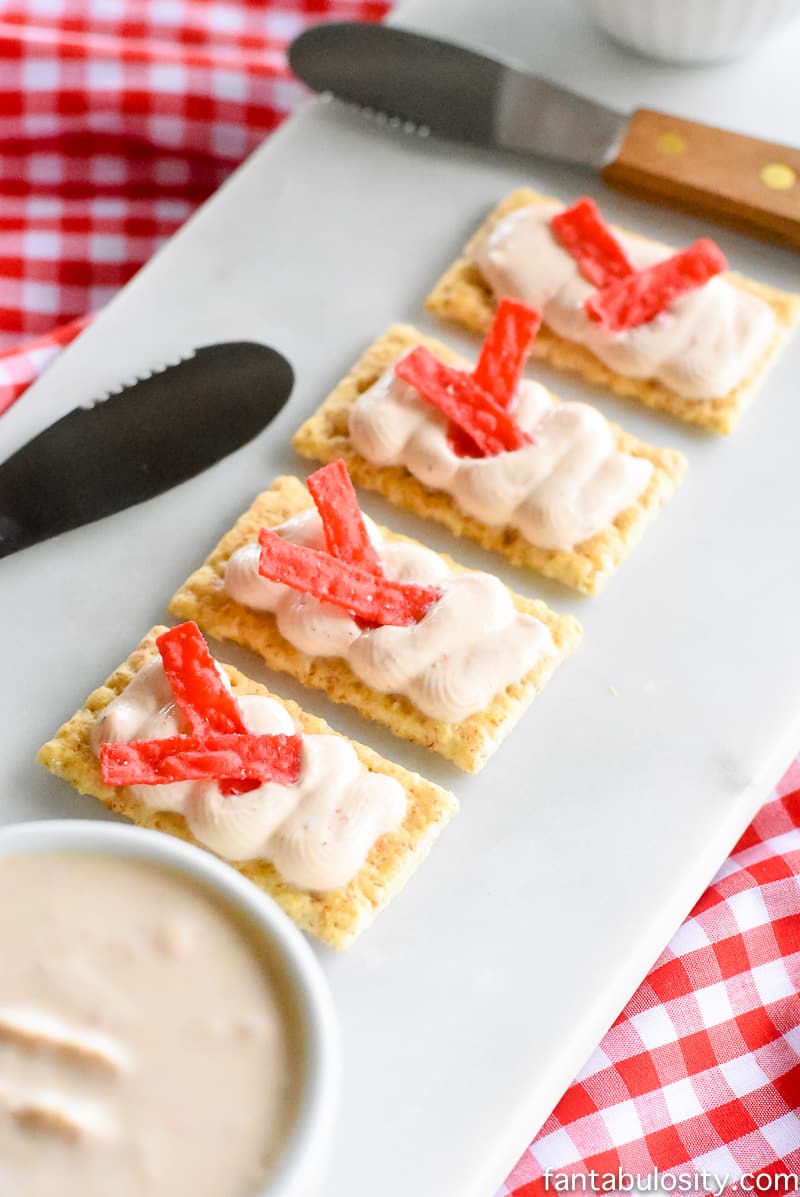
[0,342,294,559]
[290,21,800,248]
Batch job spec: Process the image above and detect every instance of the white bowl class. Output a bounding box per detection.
[580,0,800,64]
[0,820,340,1197]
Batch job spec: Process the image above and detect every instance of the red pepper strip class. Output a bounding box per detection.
[585,238,728,332]
[449,297,541,457]
[218,776,263,797]
[258,528,440,627]
[550,197,635,288]
[156,622,246,737]
[306,459,383,575]
[395,348,534,457]
[100,732,303,787]
[472,297,542,410]
[446,423,485,459]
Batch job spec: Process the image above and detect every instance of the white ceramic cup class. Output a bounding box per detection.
[0,820,340,1197]
[579,0,800,64]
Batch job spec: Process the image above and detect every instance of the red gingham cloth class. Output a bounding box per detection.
[1,3,798,1190]
[499,770,800,1196]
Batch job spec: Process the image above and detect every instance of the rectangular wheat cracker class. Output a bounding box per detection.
[425,187,800,434]
[292,323,687,594]
[168,475,582,772]
[37,626,458,950]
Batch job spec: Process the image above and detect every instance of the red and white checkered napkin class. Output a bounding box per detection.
[1,2,798,1187]
[0,0,387,411]
[500,768,800,1196]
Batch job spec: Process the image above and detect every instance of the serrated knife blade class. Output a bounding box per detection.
[289,22,800,247]
[0,341,294,559]
[290,22,629,169]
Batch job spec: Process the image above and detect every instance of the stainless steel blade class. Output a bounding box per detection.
[0,341,294,559]
[289,21,629,169]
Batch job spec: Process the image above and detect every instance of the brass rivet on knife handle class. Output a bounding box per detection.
[602,109,800,249]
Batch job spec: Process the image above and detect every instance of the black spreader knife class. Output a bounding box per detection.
[0,341,294,559]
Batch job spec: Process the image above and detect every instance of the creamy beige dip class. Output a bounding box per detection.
[474,201,776,400]
[0,852,300,1197]
[224,507,556,722]
[349,363,651,551]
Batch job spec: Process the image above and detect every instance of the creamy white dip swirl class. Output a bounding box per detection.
[224,508,555,722]
[349,363,652,551]
[474,201,775,400]
[92,659,406,892]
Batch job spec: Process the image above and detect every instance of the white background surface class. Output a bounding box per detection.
[1,2,799,1194]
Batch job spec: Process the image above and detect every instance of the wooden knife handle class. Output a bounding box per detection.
[602,109,800,249]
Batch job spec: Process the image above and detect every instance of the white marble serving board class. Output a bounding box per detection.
[1,1,799,1193]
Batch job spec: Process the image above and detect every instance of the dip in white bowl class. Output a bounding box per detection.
[580,0,800,64]
[0,821,339,1197]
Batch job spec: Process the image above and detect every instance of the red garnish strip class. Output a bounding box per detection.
[306,459,383,576]
[472,297,542,410]
[100,732,303,787]
[156,622,246,736]
[396,298,541,459]
[550,197,635,288]
[395,348,534,457]
[584,238,728,333]
[258,528,440,627]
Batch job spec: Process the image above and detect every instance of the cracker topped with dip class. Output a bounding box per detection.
[167,464,582,771]
[425,189,800,434]
[38,623,457,948]
[292,304,687,594]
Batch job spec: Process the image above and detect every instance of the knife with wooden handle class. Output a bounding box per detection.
[290,21,800,249]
